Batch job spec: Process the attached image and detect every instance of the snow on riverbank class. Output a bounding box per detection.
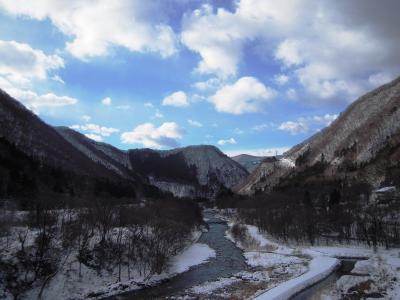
[169,243,216,274]
[305,246,372,258]
[245,252,304,269]
[254,256,340,300]
[23,233,215,300]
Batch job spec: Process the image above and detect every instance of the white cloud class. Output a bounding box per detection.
[144,102,154,108]
[1,84,77,112]
[225,147,290,157]
[0,1,178,60]
[187,119,203,127]
[274,74,289,85]
[192,77,222,91]
[162,91,189,107]
[154,110,164,119]
[210,77,276,114]
[84,133,103,142]
[70,123,119,137]
[251,123,273,131]
[121,122,184,149]
[0,40,64,83]
[278,121,308,135]
[182,0,400,101]
[278,113,338,135]
[51,75,65,84]
[181,1,306,77]
[101,97,112,106]
[217,137,236,145]
[0,40,76,114]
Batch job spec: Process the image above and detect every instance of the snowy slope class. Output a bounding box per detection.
[239,76,400,194]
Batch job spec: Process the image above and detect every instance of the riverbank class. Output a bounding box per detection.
[18,229,215,300]
[218,209,400,300]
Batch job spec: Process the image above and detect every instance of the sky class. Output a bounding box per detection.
[0,0,399,156]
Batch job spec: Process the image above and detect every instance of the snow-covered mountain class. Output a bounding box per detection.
[0,89,248,199]
[55,128,248,199]
[129,146,249,198]
[238,76,400,194]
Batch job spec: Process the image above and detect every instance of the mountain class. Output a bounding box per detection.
[238,76,400,194]
[55,127,135,179]
[129,146,249,198]
[232,154,268,172]
[55,127,249,198]
[0,90,153,206]
[0,90,119,179]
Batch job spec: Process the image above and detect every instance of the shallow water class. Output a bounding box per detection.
[109,211,247,299]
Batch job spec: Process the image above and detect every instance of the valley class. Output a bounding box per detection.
[1,1,400,297]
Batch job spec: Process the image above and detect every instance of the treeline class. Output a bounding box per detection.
[0,137,166,209]
[128,149,198,185]
[0,197,202,298]
[217,180,400,249]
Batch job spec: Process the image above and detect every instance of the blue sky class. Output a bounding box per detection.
[0,0,399,156]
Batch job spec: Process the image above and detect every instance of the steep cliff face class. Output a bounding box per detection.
[238,76,400,194]
[161,145,249,188]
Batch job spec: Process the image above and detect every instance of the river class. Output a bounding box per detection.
[108,212,356,300]
[108,211,247,299]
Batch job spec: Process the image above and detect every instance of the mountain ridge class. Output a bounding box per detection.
[238,76,400,194]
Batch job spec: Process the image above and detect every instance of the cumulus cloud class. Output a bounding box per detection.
[0,40,64,83]
[162,91,189,107]
[121,122,184,149]
[0,0,177,60]
[84,133,103,142]
[1,83,77,112]
[101,97,112,106]
[192,77,223,91]
[210,77,276,114]
[278,121,308,135]
[181,0,400,101]
[187,119,202,127]
[278,114,338,135]
[217,138,236,145]
[0,40,76,113]
[70,123,119,137]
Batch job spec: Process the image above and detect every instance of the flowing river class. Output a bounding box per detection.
[108,212,357,300]
[109,211,247,299]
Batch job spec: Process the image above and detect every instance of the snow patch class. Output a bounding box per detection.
[245,252,304,269]
[169,243,216,274]
[254,256,340,300]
